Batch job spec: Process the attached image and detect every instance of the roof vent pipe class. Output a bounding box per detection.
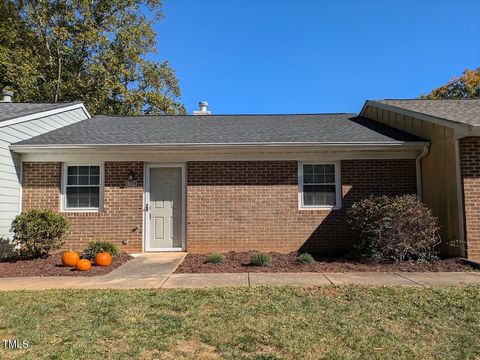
[1,90,13,103]
[193,101,211,115]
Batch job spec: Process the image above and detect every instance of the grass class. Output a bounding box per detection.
[0,286,479,359]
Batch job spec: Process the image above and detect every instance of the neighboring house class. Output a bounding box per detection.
[0,95,90,254]
[361,99,480,260]
[4,99,480,260]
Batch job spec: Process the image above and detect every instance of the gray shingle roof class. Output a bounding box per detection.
[13,113,425,147]
[371,99,480,127]
[0,102,82,123]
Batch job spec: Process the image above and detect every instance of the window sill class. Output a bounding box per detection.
[299,206,340,211]
[60,208,101,213]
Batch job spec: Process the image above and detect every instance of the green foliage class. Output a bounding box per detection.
[0,0,185,115]
[348,195,441,262]
[421,67,480,99]
[82,241,120,260]
[10,209,69,258]
[250,253,271,267]
[207,253,225,264]
[298,253,315,264]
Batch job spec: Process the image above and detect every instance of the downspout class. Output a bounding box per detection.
[454,138,466,258]
[415,145,429,200]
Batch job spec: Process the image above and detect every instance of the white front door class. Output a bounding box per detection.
[146,166,184,251]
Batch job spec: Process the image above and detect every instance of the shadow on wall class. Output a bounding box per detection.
[299,160,418,255]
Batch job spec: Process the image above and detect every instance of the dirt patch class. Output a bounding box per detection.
[175,252,475,273]
[0,252,133,277]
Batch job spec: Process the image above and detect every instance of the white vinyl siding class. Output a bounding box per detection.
[0,107,88,242]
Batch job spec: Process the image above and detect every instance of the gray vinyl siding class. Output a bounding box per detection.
[0,107,88,243]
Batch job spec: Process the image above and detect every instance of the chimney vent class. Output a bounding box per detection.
[1,90,13,103]
[193,101,211,115]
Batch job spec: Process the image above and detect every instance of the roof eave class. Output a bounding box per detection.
[10,141,429,154]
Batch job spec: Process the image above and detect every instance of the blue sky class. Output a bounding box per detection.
[154,0,480,114]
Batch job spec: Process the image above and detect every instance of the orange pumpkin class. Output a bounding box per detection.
[62,251,80,267]
[95,252,112,267]
[76,259,91,271]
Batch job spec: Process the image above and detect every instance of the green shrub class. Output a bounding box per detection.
[207,253,225,264]
[82,241,120,260]
[298,253,315,264]
[348,195,441,262]
[10,209,70,258]
[250,253,271,267]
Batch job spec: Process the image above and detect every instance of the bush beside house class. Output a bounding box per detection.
[10,209,70,258]
[348,195,441,262]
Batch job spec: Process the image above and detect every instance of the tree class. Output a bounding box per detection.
[421,67,480,99]
[0,0,186,115]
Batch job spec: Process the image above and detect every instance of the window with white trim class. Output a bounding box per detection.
[64,165,101,209]
[300,163,339,208]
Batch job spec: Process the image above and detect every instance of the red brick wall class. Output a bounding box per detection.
[22,159,417,254]
[460,137,480,260]
[22,162,144,253]
[186,160,417,253]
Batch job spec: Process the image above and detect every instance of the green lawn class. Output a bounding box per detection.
[0,286,479,359]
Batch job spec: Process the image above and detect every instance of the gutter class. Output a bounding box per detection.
[415,144,429,199]
[454,138,466,258]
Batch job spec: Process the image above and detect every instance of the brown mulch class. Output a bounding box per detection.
[174,251,476,273]
[0,252,133,277]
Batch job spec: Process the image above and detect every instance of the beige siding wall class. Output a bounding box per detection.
[363,105,461,256]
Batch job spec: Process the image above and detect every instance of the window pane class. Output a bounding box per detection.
[67,166,78,175]
[324,191,336,206]
[325,173,335,183]
[319,185,336,206]
[90,187,99,207]
[314,164,325,174]
[78,175,89,185]
[66,187,78,207]
[303,185,315,206]
[324,164,335,173]
[67,175,77,185]
[90,175,100,185]
[303,165,313,174]
[313,173,324,183]
[303,184,336,206]
[66,187,78,196]
[66,186,99,208]
[90,166,99,175]
[78,194,90,207]
[78,166,89,175]
[304,173,313,183]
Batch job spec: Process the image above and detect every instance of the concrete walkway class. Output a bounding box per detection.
[0,253,480,290]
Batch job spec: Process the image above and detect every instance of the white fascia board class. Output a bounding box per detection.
[10,141,429,153]
[360,100,473,133]
[0,103,90,128]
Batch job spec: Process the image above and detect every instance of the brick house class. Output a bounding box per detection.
[4,99,480,259]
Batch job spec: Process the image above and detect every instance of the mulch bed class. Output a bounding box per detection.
[0,252,133,277]
[175,251,475,273]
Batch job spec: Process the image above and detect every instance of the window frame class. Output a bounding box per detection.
[298,161,341,210]
[61,163,104,212]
